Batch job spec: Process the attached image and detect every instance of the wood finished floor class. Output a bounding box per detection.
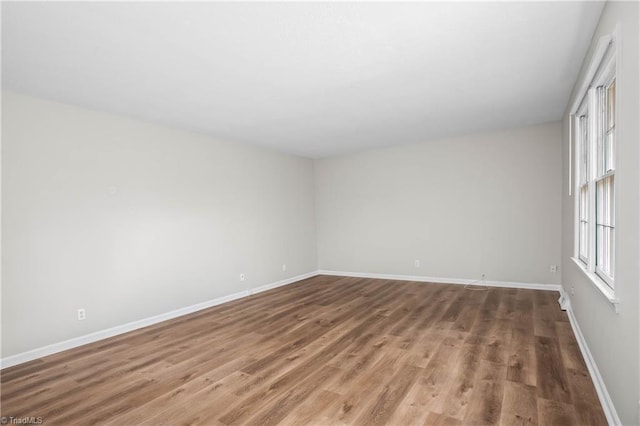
[1,275,606,425]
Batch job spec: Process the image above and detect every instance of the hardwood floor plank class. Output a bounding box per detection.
[499,381,537,426]
[534,336,571,404]
[452,293,485,333]
[532,290,558,339]
[218,311,392,424]
[414,285,456,332]
[483,318,511,365]
[354,362,422,426]
[495,289,517,321]
[565,368,608,426]
[279,389,341,425]
[405,327,453,369]
[506,326,536,387]
[555,321,588,372]
[424,411,463,426]
[463,380,504,426]
[439,334,483,419]
[470,288,503,337]
[324,333,390,391]
[0,277,605,425]
[103,356,257,425]
[385,335,465,425]
[243,365,342,426]
[319,349,410,424]
[513,290,534,329]
[536,398,580,425]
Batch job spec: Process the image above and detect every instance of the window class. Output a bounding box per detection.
[577,113,589,263]
[594,78,616,286]
[572,34,617,298]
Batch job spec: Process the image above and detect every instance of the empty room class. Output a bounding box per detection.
[1,1,639,425]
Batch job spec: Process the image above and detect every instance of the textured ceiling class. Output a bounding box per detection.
[2,2,604,158]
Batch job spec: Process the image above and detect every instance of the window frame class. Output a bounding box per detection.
[593,69,616,287]
[570,32,620,309]
[576,102,590,265]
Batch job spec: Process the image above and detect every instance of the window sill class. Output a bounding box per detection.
[571,257,620,313]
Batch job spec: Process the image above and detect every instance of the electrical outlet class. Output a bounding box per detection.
[571,286,575,296]
[239,273,245,281]
[77,308,86,321]
[550,264,558,273]
[414,259,420,268]
[282,264,287,272]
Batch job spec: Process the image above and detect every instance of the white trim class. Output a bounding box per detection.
[0,271,317,370]
[316,270,561,292]
[559,288,622,426]
[558,289,571,311]
[569,114,573,196]
[247,272,317,295]
[569,34,612,114]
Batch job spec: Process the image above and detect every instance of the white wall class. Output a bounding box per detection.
[315,122,562,285]
[1,92,318,358]
[561,2,639,424]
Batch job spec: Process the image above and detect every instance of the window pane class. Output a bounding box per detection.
[580,221,588,258]
[596,224,603,268]
[606,129,615,172]
[609,224,615,277]
[609,174,615,227]
[604,131,610,172]
[607,80,616,130]
[596,174,615,283]
[579,184,589,260]
[580,184,588,220]
[598,87,606,176]
[604,79,615,173]
[580,115,588,183]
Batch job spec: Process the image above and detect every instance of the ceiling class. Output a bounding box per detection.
[2,2,604,159]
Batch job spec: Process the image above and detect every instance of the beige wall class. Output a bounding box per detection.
[1,92,318,357]
[561,2,639,424]
[315,122,563,285]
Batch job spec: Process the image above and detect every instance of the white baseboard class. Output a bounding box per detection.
[559,288,621,425]
[247,271,316,295]
[317,270,562,292]
[0,271,317,370]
